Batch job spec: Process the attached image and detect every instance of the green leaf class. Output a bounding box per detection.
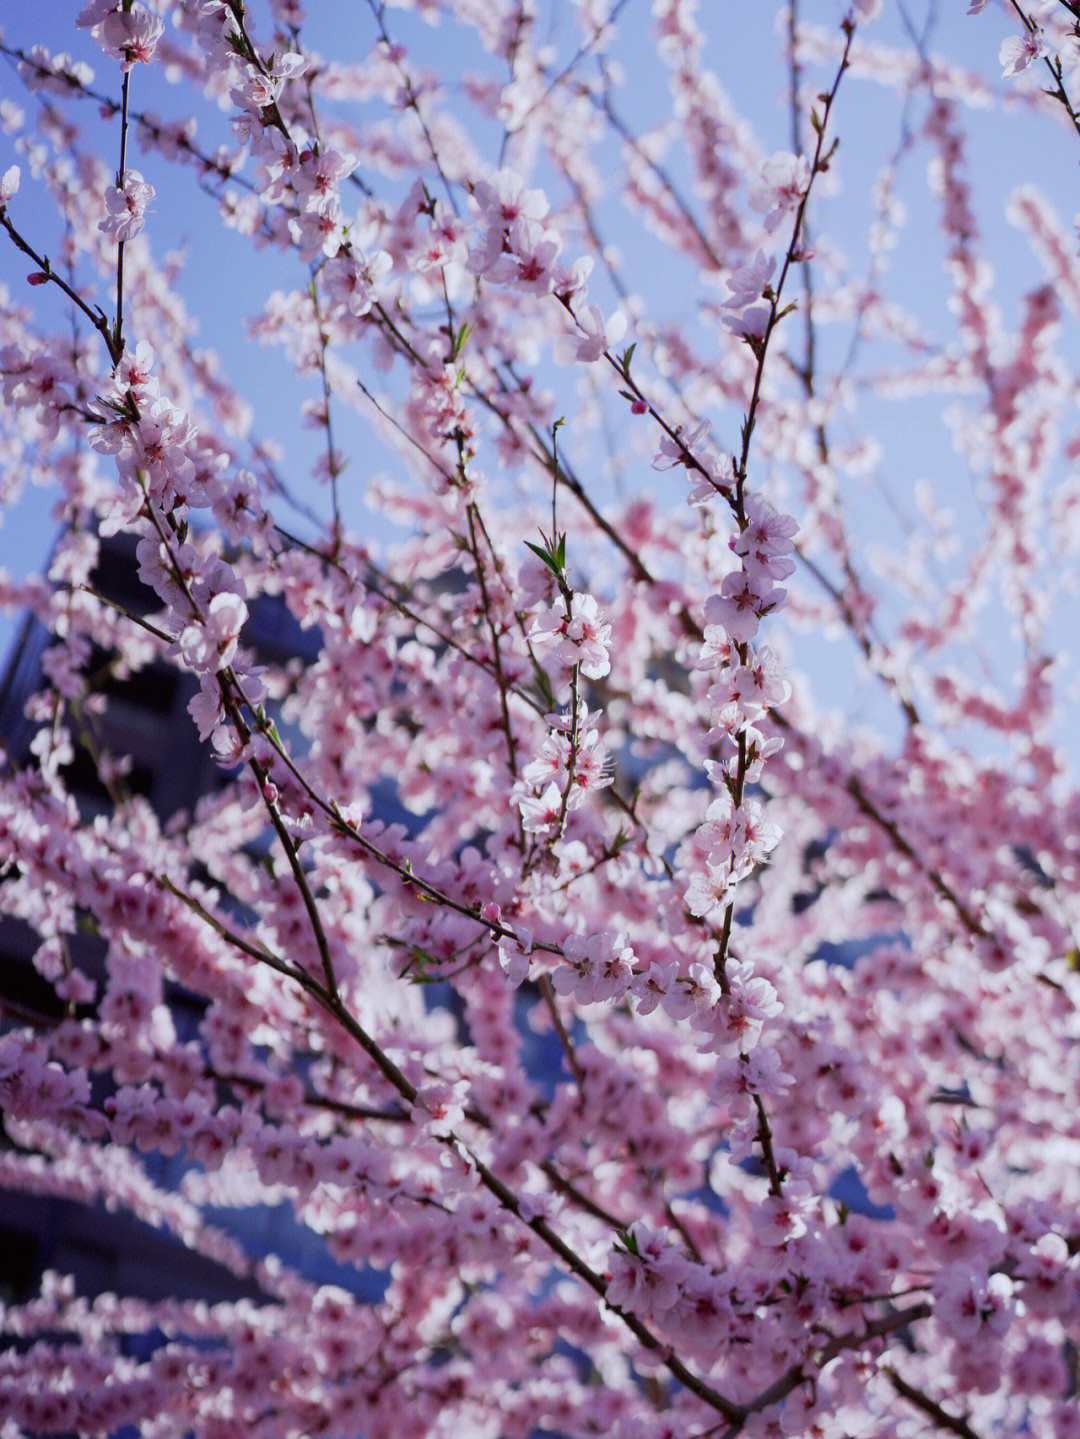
[524,541,557,576]
[451,321,472,359]
[616,1227,640,1257]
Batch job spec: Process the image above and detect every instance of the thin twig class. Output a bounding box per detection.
[885,1367,985,1439]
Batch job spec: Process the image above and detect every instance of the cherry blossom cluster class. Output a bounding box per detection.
[0,1,1079,1437]
[673,447,797,972]
[517,700,612,835]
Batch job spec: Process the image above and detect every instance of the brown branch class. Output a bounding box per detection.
[885,1367,985,1439]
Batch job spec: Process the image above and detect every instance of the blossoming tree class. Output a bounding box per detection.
[1,0,1079,1435]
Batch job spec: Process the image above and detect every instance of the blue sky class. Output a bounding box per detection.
[1,1,1076,740]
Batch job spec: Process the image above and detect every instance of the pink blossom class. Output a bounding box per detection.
[97,7,165,68]
[696,794,745,864]
[177,591,248,674]
[290,201,343,260]
[519,780,563,832]
[0,165,20,205]
[724,251,776,308]
[551,929,635,1004]
[631,959,680,1015]
[321,248,393,317]
[933,1264,1015,1342]
[188,679,225,741]
[748,151,811,232]
[721,301,771,341]
[704,570,783,644]
[98,169,154,242]
[529,593,612,678]
[661,962,721,1024]
[472,168,550,228]
[294,148,354,212]
[652,420,711,470]
[685,863,737,917]
[750,1193,808,1247]
[507,217,564,293]
[553,304,627,365]
[411,1079,467,1136]
[745,646,791,708]
[606,1226,685,1319]
[734,495,800,559]
[497,928,534,988]
[1000,32,1045,79]
[468,168,551,281]
[741,800,782,863]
